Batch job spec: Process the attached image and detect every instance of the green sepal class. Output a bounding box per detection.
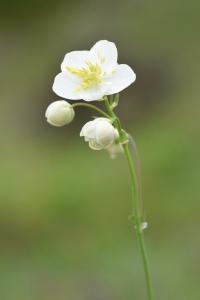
[109,93,120,109]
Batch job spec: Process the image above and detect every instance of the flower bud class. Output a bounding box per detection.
[140,222,148,232]
[80,118,118,150]
[45,100,75,127]
[106,142,124,159]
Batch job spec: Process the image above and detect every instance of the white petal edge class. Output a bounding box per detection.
[90,40,118,72]
[52,72,81,100]
[61,50,95,73]
[80,121,96,139]
[80,85,107,102]
[104,64,136,95]
[89,139,103,150]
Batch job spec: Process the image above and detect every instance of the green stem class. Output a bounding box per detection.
[72,102,110,118]
[123,143,153,300]
[104,97,153,300]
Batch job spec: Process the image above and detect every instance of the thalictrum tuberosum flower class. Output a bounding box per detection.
[80,118,118,150]
[46,39,154,299]
[45,100,75,127]
[53,40,136,101]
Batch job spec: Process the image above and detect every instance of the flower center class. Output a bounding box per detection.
[66,61,102,91]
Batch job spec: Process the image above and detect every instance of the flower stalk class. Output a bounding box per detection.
[104,96,153,300]
[71,102,110,118]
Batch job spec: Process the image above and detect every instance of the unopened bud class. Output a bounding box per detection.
[45,100,75,127]
[80,118,118,150]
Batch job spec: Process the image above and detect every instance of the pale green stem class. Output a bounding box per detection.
[72,102,110,118]
[128,133,144,219]
[104,97,153,300]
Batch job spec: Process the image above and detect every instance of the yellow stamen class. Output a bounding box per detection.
[66,61,103,91]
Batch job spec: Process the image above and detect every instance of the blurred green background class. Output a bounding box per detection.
[0,0,199,299]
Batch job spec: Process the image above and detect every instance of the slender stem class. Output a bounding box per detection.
[123,143,153,300]
[72,102,110,118]
[128,133,144,220]
[104,97,153,300]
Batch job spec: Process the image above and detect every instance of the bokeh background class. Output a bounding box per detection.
[0,0,199,299]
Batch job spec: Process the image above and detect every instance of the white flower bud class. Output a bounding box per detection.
[106,142,124,159]
[80,118,118,150]
[45,100,75,127]
[140,222,148,232]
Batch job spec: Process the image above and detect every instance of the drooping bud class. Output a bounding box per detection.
[45,100,75,127]
[106,142,124,159]
[80,118,118,150]
[140,222,148,232]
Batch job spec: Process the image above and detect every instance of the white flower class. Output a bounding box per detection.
[80,118,118,150]
[53,40,136,101]
[45,100,75,127]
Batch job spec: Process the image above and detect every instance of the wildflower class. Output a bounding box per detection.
[80,118,118,150]
[45,100,75,127]
[53,40,136,101]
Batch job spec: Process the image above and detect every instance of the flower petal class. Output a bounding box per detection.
[80,85,107,101]
[95,121,115,147]
[52,72,81,100]
[104,64,136,95]
[80,120,96,139]
[61,50,95,73]
[89,139,103,150]
[90,40,118,72]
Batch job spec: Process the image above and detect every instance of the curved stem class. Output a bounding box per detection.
[104,97,153,300]
[72,102,110,118]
